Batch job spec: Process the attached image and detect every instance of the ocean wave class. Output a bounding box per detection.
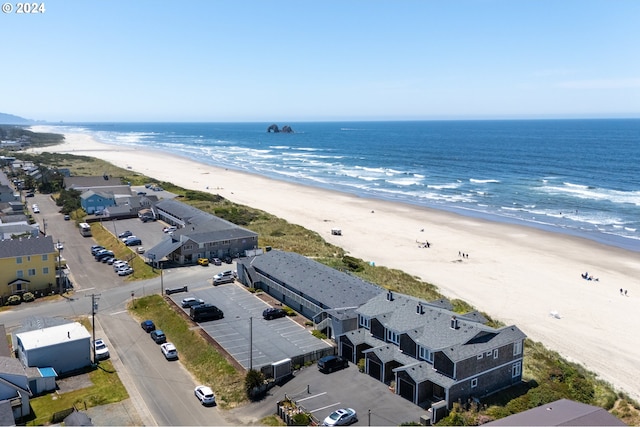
[427,182,461,190]
[469,178,500,184]
[540,183,640,205]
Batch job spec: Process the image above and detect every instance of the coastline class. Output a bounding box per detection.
[28,126,640,402]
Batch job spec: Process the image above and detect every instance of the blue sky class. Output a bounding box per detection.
[2,0,639,122]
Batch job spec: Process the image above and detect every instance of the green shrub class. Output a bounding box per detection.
[311,330,326,339]
[357,358,365,372]
[291,412,311,426]
[245,369,265,400]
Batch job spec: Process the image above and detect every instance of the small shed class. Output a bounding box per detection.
[15,322,91,375]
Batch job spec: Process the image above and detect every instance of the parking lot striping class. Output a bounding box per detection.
[211,331,241,339]
[295,392,327,403]
[309,403,342,413]
[109,310,128,315]
[75,287,95,292]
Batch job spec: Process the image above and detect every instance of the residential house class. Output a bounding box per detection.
[0,235,57,302]
[80,190,116,215]
[0,185,17,203]
[145,199,259,265]
[0,325,31,423]
[0,221,40,240]
[340,291,526,420]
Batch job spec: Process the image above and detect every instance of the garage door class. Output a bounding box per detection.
[341,342,354,362]
[398,377,415,402]
[368,359,382,381]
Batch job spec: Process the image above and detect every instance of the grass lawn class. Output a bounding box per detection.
[26,361,128,426]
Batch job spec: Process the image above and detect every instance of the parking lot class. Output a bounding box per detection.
[169,281,333,370]
[229,362,427,426]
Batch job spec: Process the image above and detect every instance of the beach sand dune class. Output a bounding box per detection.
[29,127,640,402]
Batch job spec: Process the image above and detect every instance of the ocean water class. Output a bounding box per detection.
[51,120,640,252]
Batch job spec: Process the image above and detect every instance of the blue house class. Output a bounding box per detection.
[80,190,115,215]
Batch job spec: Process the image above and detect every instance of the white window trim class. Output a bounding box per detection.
[471,378,478,388]
[493,349,499,359]
[477,353,483,360]
[512,362,521,378]
[359,315,370,329]
[419,346,434,363]
[387,330,399,345]
[513,340,522,356]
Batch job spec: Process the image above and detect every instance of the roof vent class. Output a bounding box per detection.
[450,315,459,330]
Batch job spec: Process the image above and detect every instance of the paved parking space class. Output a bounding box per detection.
[170,282,333,370]
[229,363,427,426]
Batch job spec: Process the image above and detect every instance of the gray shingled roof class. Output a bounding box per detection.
[393,361,457,388]
[356,292,526,361]
[247,250,384,310]
[0,235,55,257]
[155,199,212,224]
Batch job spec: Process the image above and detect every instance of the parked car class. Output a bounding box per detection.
[213,276,234,286]
[55,242,64,250]
[91,245,105,255]
[94,339,110,360]
[223,256,233,264]
[137,191,147,196]
[190,304,224,322]
[194,385,216,406]
[118,267,134,276]
[137,246,145,254]
[161,342,178,360]
[181,297,205,308]
[163,226,177,233]
[141,320,155,332]
[125,238,142,246]
[150,329,167,344]
[25,192,34,197]
[197,258,209,266]
[106,257,117,265]
[213,270,235,280]
[318,355,349,374]
[32,206,40,213]
[263,308,287,320]
[64,214,70,220]
[101,256,113,263]
[113,261,129,271]
[323,408,357,426]
[118,230,133,239]
[95,250,114,261]
[211,257,222,266]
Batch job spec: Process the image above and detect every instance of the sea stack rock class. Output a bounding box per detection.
[266,124,294,133]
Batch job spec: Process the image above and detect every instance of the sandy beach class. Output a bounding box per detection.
[29,127,640,402]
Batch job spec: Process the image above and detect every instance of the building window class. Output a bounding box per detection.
[43,267,49,275]
[42,254,49,261]
[493,349,499,359]
[16,257,23,264]
[419,346,434,363]
[17,270,23,278]
[359,315,370,329]
[513,340,522,356]
[486,350,492,357]
[471,378,478,388]
[28,269,36,276]
[477,353,483,360]
[386,330,399,345]
[512,362,521,378]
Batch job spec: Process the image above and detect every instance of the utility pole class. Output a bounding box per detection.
[160,263,164,295]
[42,219,46,236]
[91,293,101,364]
[57,240,64,295]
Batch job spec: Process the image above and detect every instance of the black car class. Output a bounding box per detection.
[317,355,349,373]
[141,320,155,332]
[150,329,167,344]
[125,238,142,246]
[263,307,287,320]
[118,230,133,239]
